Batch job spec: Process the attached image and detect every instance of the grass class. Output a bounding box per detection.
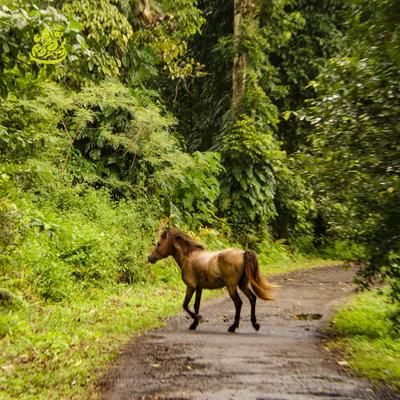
[328,290,400,391]
[262,256,337,275]
[0,242,336,400]
[257,238,338,275]
[0,267,185,400]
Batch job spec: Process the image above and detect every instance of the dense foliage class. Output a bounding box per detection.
[0,0,221,306]
[171,0,345,242]
[0,0,398,324]
[304,0,400,323]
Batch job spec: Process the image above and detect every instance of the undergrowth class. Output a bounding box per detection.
[329,290,400,390]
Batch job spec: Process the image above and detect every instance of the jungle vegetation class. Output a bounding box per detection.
[0,0,399,396]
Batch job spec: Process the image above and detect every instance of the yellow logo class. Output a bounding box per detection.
[30,28,67,64]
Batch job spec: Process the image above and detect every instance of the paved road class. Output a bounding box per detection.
[100,265,400,400]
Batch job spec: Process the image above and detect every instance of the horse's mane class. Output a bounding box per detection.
[163,227,205,252]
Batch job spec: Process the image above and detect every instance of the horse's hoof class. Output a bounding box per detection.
[189,322,198,330]
[228,325,236,333]
[253,322,260,331]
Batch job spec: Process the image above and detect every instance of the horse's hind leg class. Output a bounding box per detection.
[227,286,242,333]
[189,288,202,330]
[239,278,260,331]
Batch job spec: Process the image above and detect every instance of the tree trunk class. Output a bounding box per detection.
[232,0,255,116]
[134,0,163,26]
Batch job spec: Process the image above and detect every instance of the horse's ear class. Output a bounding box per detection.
[172,235,189,255]
[157,219,170,237]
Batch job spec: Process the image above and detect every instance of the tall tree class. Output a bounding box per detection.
[232,0,255,114]
[305,0,400,325]
[171,0,317,243]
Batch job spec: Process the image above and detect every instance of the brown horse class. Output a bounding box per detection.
[148,227,277,332]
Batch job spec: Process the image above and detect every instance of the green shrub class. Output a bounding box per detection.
[257,237,293,265]
[290,234,317,255]
[330,290,400,389]
[323,239,366,261]
[332,291,395,339]
[0,183,163,302]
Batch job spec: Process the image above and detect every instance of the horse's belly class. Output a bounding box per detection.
[201,278,225,290]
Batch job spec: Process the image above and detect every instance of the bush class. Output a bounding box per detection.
[332,291,395,339]
[289,234,317,255]
[330,290,400,389]
[0,184,163,303]
[323,239,366,261]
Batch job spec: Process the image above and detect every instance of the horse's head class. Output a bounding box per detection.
[148,227,204,264]
[148,227,173,264]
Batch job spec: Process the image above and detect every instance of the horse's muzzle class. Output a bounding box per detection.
[148,255,156,264]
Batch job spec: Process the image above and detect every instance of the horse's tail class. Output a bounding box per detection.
[243,250,277,300]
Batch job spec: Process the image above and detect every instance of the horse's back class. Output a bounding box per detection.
[217,248,244,265]
[189,248,245,289]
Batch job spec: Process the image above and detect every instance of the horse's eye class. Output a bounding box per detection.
[157,242,160,247]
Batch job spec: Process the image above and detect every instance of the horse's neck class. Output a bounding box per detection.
[172,248,200,270]
[172,250,185,270]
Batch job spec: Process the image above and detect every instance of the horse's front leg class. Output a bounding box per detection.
[183,286,196,328]
[189,288,202,330]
